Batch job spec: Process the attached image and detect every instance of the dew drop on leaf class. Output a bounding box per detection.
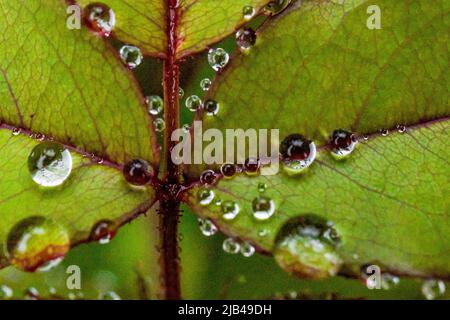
[204,99,220,116]
[273,215,342,279]
[252,196,275,221]
[264,0,291,15]
[197,188,214,206]
[0,285,13,300]
[200,78,212,91]
[24,287,40,300]
[280,134,316,175]
[330,129,357,159]
[221,200,240,220]
[122,159,154,186]
[198,218,218,237]
[242,5,256,21]
[100,291,121,300]
[185,95,203,112]
[200,169,216,185]
[396,124,406,133]
[146,95,163,115]
[153,118,166,132]
[90,220,116,244]
[220,163,236,178]
[119,45,143,69]
[236,27,257,50]
[28,142,73,187]
[12,127,21,136]
[381,129,389,136]
[223,238,240,254]
[422,280,446,300]
[244,157,260,175]
[240,242,255,257]
[6,216,70,272]
[179,87,185,98]
[257,182,267,193]
[208,48,229,72]
[381,273,400,290]
[83,3,116,37]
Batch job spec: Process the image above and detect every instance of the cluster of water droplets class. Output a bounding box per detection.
[223,238,255,257]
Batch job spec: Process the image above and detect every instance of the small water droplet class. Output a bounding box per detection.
[84,3,116,37]
[258,229,269,237]
[123,159,154,186]
[220,163,236,178]
[252,196,275,221]
[119,45,143,69]
[179,87,184,98]
[422,280,446,300]
[153,118,166,132]
[396,124,406,133]
[208,48,229,72]
[330,129,358,159]
[198,218,218,237]
[244,157,260,175]
[185,95,203,112]
[280,134,316,175]
[204,99,220,116]
[0,285,13,299]
[200,78,212,91]
[362,135,369,141]
[381,273,400,290]
[6,216,70,272]
[273,215,342,279]
[223,238,240,254]
[100,291,121,300]
[200,169,216,185]
[90,220,116,244]
[24,287,40,300]
[221,200,240,220]
[381,129,389,136]
[242,5,256,20]
[240,242,255,257]
[12,127,21,136]
[146,95,163,115]
[258,182,267,193]
[28,142,73,187]
[236,27,257,50]
[264,0,291,15]
[198,188,214,206]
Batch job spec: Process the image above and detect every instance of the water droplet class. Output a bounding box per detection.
[252,196,275,221]
[264,0,291,15]
[273,215,342,279]
[28,142,72,187]
[381,273,400,290]
[146,95,163,115]
[208,48,229,72]
[258,229,269,237]
[200,78,212,91]
[24,287,40,300]
[6,216,70,272]
[123,159,154,186]
[381,129,389,136]
[240,242,255,257]
[280,134,316,175]
[185,95,203,112]
[258,182,267,193]
[200,169,216,185]
[90,220,116,244]
[422,280,446,300]
[100,291,121,300]
[330,129,358,159]
[12,127,21,136]
[153,118,166,132]
[223,238,240,254]
[244,157,260,175]
[198,188,214,206]
[242,5,256,20]
[84,3,116,37]
[204,99,220,116]
[396,124,406,133]
[362,134,369,141]
[221,200,240,220]
[179,87,184,98]
[119,45,143,69]
[236,27,257,50]
[198,218,218,237]
[220,163,236,178]
[0,285,13,300]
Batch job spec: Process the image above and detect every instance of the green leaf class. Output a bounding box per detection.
[186,0,450,279]
[0,0,157,270]
[76,0,272,58]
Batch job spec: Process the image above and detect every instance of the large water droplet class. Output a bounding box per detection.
[223,238,240,254]
[208,48,229,71]
[6,216,70,272]
[28,142,72,187]
[198,218,218,237]
[204,99,220,116]
[244,157,260,175]
[330,129,357,159]
[198,188,214,206]
[252,196,275,221]
[264,0,291,15]
[119,45,143,69]
[0,285,13,299]
[200,78,212,91]
[90,220,116,244]
[236,27,257,50]
[146,95,163,115]
[273,215,342,279]
[240,242,255,257]
[84,3,115,37]
[280,134,316,175]
[185,95,203,112]
[422,280,446,300]
[123,159,154,186]
[221,200,240,220]
[242,5,256,21]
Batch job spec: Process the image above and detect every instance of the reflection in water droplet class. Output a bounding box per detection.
[146,95,163,115]
[252,196,275,220]
[0,285,13,299]
[223,238,240,254]
[220,163,236,178]
[264,0,291,15]
[123,159,154,186]
[258,229,269,237]
[273,215,342,279]
[204,99,220,116]
[330,129,357,159]
[422,280,446,300]
[6,216,70,272]
[200,78,212,91]
[28,142,73,187]
[221,200,240,220]
[84,3,116,37]
[244,157,260,175]
[208,48,229,71]
[90,220,116,244]
[198,218,218,237]
[240,242,255,257]
[242,5,256,20]
[185,95,203,112]
[236,27,257,50]
[198,188,214,206]
[100,291,121,300]
[119,45,143,69]
[280,134,316,175]
[153,118,166,132]
[200,169,216,185]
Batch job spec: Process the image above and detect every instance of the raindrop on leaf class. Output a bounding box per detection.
[83,3,116,37]
[240,242,255,257]
[198,188,214,206]
[204,99,220,116]
[236,27,257,50]
[221,200,240,220]
[330,129,357,159]
[200,78,212,91]
[220,163,236,178]
[264,0,291,15]
[146,95,163,115]
[119,45,143,69]
[90,220,116,244]
[208,48,229,72]
[422,280,446,300]
[200,169,216,185]
[242,5,256,21]
[252,196,275,221]
[280,134,316,175]
[198,218,218,237]
[185,95,203,112]
[0,285,13,300]
[223,238,240,254]
[153,118,166,132]
[123,159,154,186]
